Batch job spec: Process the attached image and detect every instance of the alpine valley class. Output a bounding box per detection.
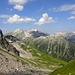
[0,28,75,75]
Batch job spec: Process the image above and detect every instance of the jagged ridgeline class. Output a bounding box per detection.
[0,29,20,56]
[55,31,75,44]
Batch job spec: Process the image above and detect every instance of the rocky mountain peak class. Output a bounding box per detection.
[55,31,75,37]
[7,28,48,39]
[13,28,23,33]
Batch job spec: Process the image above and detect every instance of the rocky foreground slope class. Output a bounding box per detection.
[0,47,52,75]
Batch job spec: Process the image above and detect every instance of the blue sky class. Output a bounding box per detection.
[0,0,75,34]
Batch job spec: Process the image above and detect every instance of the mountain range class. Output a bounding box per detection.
[7,28,75,44]
[0,29,68,75]
[7,28,75,62]
[0,28,75,75]
[7,28,48,39]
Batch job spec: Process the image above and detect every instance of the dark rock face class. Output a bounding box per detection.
[30,31,48,38]
[0,29,4,45]
[5,35,19,42]
[0,29,10,47]
[0,29,20,56]
[8,44,20,56]
[0,29,3,38]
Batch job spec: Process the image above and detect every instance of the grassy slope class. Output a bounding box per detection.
[21,45,67,70]
[49,59,75,75]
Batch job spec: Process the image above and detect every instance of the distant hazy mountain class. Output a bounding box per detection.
[55,31,75,44]
[55,31,75,37]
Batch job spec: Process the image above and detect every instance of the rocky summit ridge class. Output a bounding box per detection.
[7,28,48,39]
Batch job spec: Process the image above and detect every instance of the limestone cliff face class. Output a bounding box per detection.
[0,29,20,56]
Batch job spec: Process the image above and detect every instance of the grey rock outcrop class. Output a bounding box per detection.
[0,29,20,56]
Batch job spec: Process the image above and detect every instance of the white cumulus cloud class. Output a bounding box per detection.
[67,16,75,20]
[6,14,35,23]
[35,13,55,25]
[9,0,28,5]
[14,4,24,11]
[8,0,30,11]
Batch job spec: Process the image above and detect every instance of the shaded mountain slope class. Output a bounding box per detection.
[23,35,75,62]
